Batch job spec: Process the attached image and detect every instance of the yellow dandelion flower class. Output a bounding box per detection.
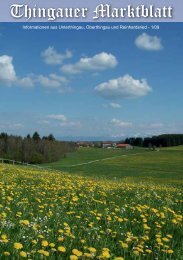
[167,250,174,254]
[38,235,44,239]
[102,251,111,258]
[88,247,96,253]
[172,219,177,224]
[118,218,123,222]
[102,248,110,251]
[38,249,45,254]
[2,238,8,243]
[162,237,169,242]
[3,252,10,256]
[156,238,161,243]
[58,246,66,252]
[49,243,55,248]
[72,249,83,257]
[114,258,124,260]
[20,251,27,258]
[158,242,163,246]
[14,243,23,250]
[121,242,128,249]
[58,237,64,242]
[70,255,78,260]
[22,220,29,225]
[145,249,152,253]
[133,250,139,256]
[38,249,49,256]
[43,251,49,257]
[143,224,150,230]
[1,234,7,240]
[41,240,48,247]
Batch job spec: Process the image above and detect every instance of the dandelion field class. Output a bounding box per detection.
[0,159,182,259]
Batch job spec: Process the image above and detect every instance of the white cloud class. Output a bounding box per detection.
[104,102,121,109]
[0,55,17,83]
[0,54,69,92]
[139,123,164,129]
[61,52,117,74]
[36,74,69,92]
[46,114,81,128]
[13,123,24,129]
[59,121,82,128]
[0,122,24,130]
[0,55,34,88]
[37,120,50,125]
[95,74,152,99]
[17,76,34,88]
[135,33,163,51]
[47,114,67,121]
[41,46,72,65]
[111,119,132,128]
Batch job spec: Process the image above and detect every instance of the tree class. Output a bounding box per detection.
[47,134,55,141]
[32,132,40,141]
[26,134,31,139]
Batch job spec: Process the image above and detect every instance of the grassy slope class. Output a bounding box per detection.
[0,146,182,258]
[43,146,183,184]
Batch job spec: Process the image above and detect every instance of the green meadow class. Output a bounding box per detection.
[44,146,183,185]
[0,146,182,259]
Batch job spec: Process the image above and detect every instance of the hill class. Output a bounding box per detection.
[0,163,182,259]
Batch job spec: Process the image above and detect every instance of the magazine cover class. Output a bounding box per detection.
[0,0,182,259]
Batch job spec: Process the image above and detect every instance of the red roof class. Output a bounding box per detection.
[117,144,130,147]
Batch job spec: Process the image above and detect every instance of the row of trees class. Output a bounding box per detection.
[124,134,183,147]
[0,132,76,164]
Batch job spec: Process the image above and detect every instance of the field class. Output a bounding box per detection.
[0,146,182,259]
[44,146,183,184]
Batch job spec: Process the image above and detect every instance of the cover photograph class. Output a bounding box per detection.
[0,0,182,259]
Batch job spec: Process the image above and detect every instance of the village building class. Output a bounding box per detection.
[102,141,116,148]
[116,143,133,149]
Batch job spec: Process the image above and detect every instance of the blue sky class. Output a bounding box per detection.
[0,23,182,139]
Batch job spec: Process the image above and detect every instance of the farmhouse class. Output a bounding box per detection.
[102,141,116,148]
[116,143,133,149]
[77,142,94,148]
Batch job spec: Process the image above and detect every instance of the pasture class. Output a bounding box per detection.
[0,146,182,259]
[44,146,183,185]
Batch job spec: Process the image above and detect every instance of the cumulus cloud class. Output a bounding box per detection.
[37,120,50,125]
[95,74,152,99]
[135,33,163,51]
[17,76,34,88]
[108,103,121,108]
[0,54,70,92]
[0,55,17,83]
[61,52,117,74]
[47,114,81,128]
[0,122,24,130]
[41,46,72,65]
[37,74,69,92]
[111,118,132,128]
[0,55,34,87]
[59,121,82,128]
[103,102,121,109]
[47,114,67,121]
[139,123,164,129]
